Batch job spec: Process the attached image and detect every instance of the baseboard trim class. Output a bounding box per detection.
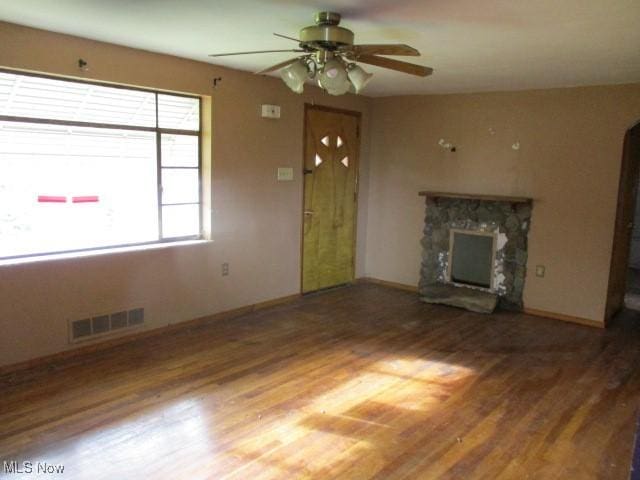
[522,308,604,329]
[4,285,602,375]
[358,277,605,329]
[356,277,418,293]
[0,293,301,376]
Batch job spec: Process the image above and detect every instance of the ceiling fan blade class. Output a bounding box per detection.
[255,57,301,75]
[273,33,302,43]
[351,44,420,57]
[209,49,303,57]
[356,54,433,77]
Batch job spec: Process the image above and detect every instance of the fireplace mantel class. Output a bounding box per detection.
[419,191,532,204]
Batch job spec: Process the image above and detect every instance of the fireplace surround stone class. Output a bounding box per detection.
[419,192,533,311]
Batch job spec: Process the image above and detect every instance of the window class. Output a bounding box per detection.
[0,70,202,259]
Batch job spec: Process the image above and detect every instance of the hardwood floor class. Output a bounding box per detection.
[1,283,640,479]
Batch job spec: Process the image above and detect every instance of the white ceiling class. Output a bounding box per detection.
[1,0,640,96]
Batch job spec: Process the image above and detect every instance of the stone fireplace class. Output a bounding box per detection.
[419,192,533,313]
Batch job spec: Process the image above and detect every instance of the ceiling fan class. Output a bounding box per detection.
[209,12,433,96]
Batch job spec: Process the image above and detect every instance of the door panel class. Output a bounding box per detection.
[302,106,359,293]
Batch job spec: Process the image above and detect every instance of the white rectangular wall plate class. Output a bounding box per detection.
[261,104,281,119]
[277,167,294,181]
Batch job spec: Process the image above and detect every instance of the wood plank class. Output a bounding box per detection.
[360,277,601,328]
[419,191,532,203]
[0,283,638,479]
[523,307,604,329]
[356,276,418,292]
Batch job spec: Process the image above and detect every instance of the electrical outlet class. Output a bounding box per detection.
[222,262,229,276]
[535,265,545,278]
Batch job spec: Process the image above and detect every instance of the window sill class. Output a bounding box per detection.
[0,239,213,267]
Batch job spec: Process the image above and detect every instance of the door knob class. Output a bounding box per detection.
[304,210,314,216]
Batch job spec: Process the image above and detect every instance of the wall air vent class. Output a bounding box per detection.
[69,307,145,343]
[72,318,91,339]
[92,315,110,335]
[110,311,128,330]
[128,308,144,326]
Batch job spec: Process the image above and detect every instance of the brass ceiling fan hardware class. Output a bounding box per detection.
[208,12,433,95]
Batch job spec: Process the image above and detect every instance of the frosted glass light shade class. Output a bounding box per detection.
[318,59,351,96]
[280,60,309,94]
[347,64,373,94]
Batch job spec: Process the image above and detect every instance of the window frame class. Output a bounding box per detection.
[0,68,203,260]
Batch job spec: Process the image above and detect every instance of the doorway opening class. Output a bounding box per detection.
[626,162,640,310]
[606,121,640,320]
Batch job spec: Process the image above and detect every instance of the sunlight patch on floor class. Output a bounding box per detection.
[218,355,474,478]
[10,355,474,479]
[64,398,214,478]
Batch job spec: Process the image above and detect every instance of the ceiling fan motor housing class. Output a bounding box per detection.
[300,12,354,49]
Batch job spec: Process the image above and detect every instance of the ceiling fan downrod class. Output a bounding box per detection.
[299,11,354,50]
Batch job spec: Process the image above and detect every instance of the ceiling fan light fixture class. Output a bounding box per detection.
[318,58,351,96]
[210,11,432,96]
[347,63,373,94]
[280,59,309,94]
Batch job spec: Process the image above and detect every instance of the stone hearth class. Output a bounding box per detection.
[419,192,533,311]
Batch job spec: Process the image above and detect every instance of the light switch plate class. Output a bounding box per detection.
[277,167,294,181]
[535,265,545,277]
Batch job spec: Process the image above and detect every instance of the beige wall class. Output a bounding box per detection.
[2,21,640,368]
[365,86,640,322]
[0,22,371,367]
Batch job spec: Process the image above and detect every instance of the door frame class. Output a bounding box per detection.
[605,120,640,322]
[300,103,362,293]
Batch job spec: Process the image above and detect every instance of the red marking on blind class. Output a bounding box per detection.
[72,196,99,203]
[38,195,67,203]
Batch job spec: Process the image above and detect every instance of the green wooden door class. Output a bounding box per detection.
[302,106,360,293]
